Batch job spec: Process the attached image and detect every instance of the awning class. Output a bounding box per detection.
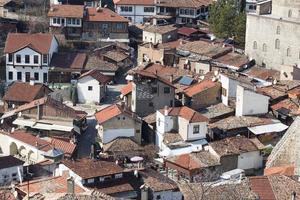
[248,123,288,135]
[13,118,36,127]
[33,123,73,132]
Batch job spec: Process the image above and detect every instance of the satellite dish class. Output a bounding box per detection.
[273,79,278,85]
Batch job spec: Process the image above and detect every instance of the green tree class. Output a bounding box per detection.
[209,0,246,46]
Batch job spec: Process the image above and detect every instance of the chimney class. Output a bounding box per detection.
[67,177,75,194]
[164,106,168,116]
[29,78,35,86]
[140,185,149,200]
[169,75,173,83]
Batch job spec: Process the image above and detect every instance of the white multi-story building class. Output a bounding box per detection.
[245,0,300,79]
[4,33,58,84]
[114,0,156,24]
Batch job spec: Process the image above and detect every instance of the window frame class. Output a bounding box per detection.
[16,54,21,63]
[193,125,200,134]
[8,71,13,80]
[34,72,39,81]
[25,55,30,64]
[34,55,39,64]
[164,87,170,94]
[88,86,93,91]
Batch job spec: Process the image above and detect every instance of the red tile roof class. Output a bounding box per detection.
[95,104,140,124]
[271,99,300,115]
[288,86,300,99]
[8,130,53,152]
[86,7,129,22]
[264,165,295,176]
[114,0,154,5]
[183,80,218,97]
[50,52,87,70]
[62,158,123,179]
[214,52,249,69]
[17,175,85,194]
[178,27,198,36]
[249,176,276,200]
[50,138,76,157]
[159,106,209,123]
[4,33,55,54]
[3,82,52,103]
[48,5,84,18]
[120,82,133,96]
[171,154,201,170]
[79,69,111,84]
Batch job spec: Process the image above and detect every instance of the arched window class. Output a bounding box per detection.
[276,26,280,34]
[253,41,257,49]
[287,48,291,57]
[262,43,267,52]
[275,39,280,49]
[288,9,292,17]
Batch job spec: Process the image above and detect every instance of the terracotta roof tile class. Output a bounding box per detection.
[157,0,212,8]
[4,33,55,54]
[93,181,134,195]
[48,5,84,18]
[86,7,129,22]
[7,130,53,152]
[271,98,300,116]
[159,106,209,123]
[183,80,218,97]
[213,52,249,69]
[120,82,132,96]
[114,0,154,5]
[50,138,76,157]
[249,176,276,200]
[0,155,24,169]
[79,69,111,84]
[210,136,264,157]
[178,27,198,36]
[62,158,123,179]
[143,24,177,34]
[17,175,85,194]
[103,137,143,152]
[50,52,87,70]
[103,50,129,62]
[245,66,280,81]
[3,82,52,103]
[264,165,295,176]
[288,86,300,99]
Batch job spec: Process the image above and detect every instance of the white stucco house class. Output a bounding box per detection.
[156,106,209,157]
[235,85,270,116]
[77,70,111,104]
[0,156,24,185]
[114,0,156,24]
[4,33,59,84]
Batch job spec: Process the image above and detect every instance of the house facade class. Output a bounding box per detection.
[245,0,300,79]
[95,104,142,144]
[77,70,111,104]
[114,0,156,24]
[142,25,178,44]
[130,70,176,117]
[4,33,59,84]
[0,156,24,185]
[48,5,84,39]
[82,7,129,42]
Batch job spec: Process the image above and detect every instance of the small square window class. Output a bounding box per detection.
[164,87,170,94]
[88,86,93,91]
[193,125,200,134]
[152,87,157,94]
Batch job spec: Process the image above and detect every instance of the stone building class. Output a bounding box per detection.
[245,0,300,80]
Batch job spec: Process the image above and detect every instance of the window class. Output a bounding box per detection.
[287,48,291,57]
[102,23,108,29]
[57,18,61,24]
[276,26,280,34]
[156,195,161,200]
[190,9,194,15]
[144,7,155,12]
[76,19,80,25]
[67,18,71,24]
[43,73,48,83]
[12,173,17,177]
[262,43,267,52]
[193,125,200,134]
[185,9,189,15]
[8,72,13,80]
[43,54,47,64]
[8,53,13,62]
[158,118,160,126]
[72,18,76,24]
[149,102,153,107]
[34,72,39,81]
[121,6,132,12]
[288,9,292,17]
[17,72,22,80]
[34,55,38,64]
[253,41,257,49]
[221,87,227,96]
[16,55,21,63]
[197,9,200,15]
[152,87,157,94]
[170,100,173,107]
[249,5,254,10]
[25,55,30,63]
[88,86,93,91]
[164,87,170,94]
[116,23,124,30]
[53,18,57,24]
[115,173,123,179]
[179,9,184,15]
[136,129,140,133]
[275,39,280,49]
